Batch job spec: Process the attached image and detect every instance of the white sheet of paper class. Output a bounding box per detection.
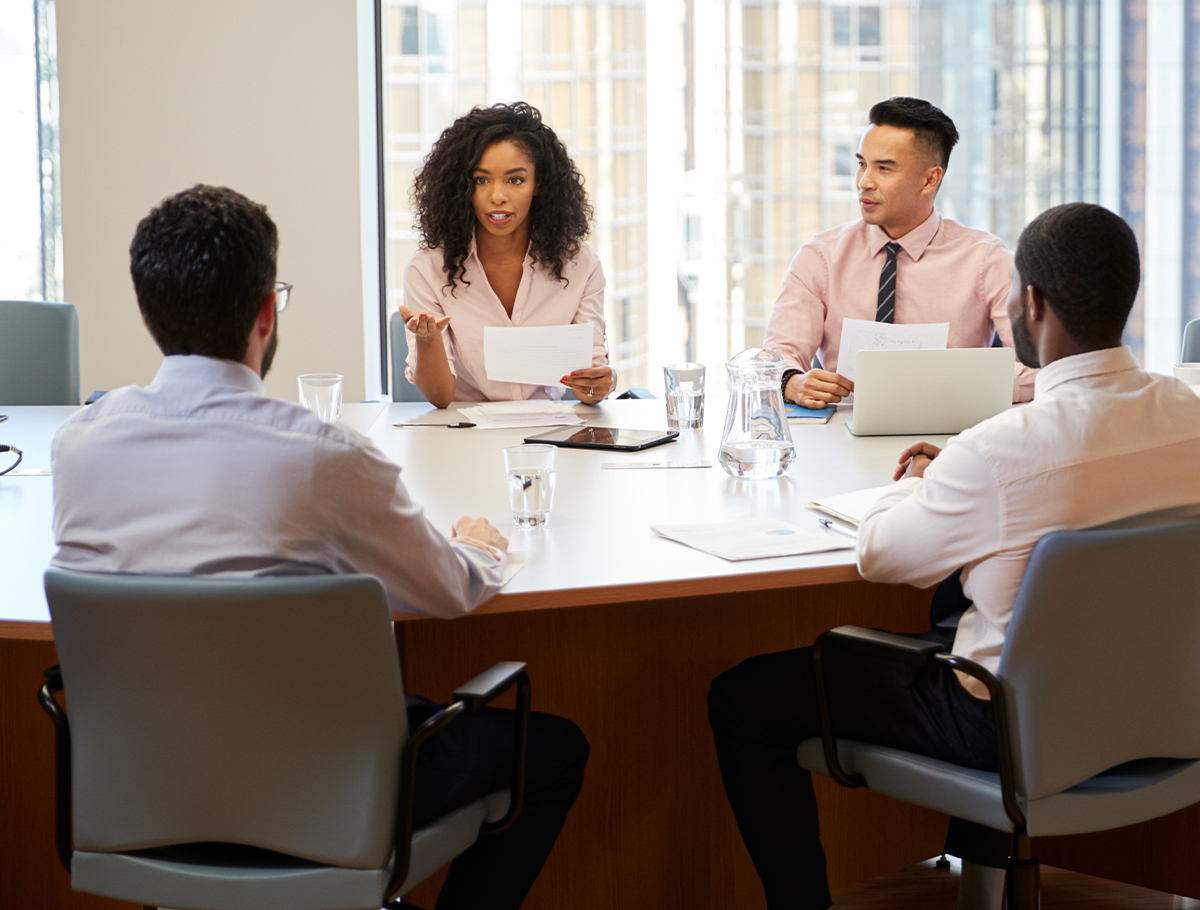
[501,551,525,586]
[457,400,585,429]
[650,519,854,561]
[484,324,594,385]
[836,318,950,381]
[807,484,896,527]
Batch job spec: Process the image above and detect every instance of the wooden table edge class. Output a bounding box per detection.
[2,565,865,638]
[394,562,864,621]
[0,619,54,642]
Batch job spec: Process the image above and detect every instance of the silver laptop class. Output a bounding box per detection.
[845,347,1016,436]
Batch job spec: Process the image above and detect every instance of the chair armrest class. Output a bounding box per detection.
[453,661,527,709]
[37,665,73,872]
[820,626,946,664]
[932,652,1026,830]
[811,626,948,789]
[385,663,531,903]
[810,627,1029,832]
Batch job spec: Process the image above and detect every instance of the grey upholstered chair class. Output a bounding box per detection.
[1182,318,1200,363]
[0,300,80,405]
[799,517,1200,910]
[389,310,428,403]
[39,569,528,910]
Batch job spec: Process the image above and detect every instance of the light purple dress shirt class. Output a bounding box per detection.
[51,356,505,618]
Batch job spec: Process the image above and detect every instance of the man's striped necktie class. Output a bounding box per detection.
[876,241,900,323]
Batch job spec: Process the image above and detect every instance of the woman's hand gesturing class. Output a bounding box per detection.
[399,305,451,339]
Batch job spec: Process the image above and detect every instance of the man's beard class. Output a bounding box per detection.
[261,324,279,377]
[1011,309,1040,369]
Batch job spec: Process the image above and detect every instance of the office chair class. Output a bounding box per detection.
[1182,318,1200,363]
[389,311,429,403]
[38,569,529,910]
[0,300,81,405]
[798,517,1200,910]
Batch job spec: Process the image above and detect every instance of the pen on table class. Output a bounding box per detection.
[393,422,476,428]
[0,415,7,423]
[818,518,858,540]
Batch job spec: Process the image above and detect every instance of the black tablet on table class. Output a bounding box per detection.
[523,426,679,451]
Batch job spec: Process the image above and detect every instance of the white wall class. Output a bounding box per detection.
[57,0,369,403]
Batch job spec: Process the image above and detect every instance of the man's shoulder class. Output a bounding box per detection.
[934,216,1011,255]
[801,219,869,252]
[59,381,368,454]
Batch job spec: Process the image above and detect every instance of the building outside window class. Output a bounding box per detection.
[0,0,60,303]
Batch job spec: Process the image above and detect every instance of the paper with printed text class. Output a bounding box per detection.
[837,318,949,382]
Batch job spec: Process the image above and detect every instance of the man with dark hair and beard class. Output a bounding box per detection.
[50,184,589,910]
[708,202,1200,910]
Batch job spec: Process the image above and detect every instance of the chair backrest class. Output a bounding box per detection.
[998,518,1200,801]
[389,311,427,402]
[1183,318,1200,363]
[0,300,80,405]
[45,569,407,869]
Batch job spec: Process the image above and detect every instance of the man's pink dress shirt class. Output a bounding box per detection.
[762,210,1037,402]
[403,239,609,402]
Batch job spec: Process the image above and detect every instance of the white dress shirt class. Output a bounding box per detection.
[403,239,608,402]
[857,347,1200,697]
[51,356,505,618]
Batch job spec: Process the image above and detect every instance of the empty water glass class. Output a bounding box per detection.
[297,373,344,423]
[664,363,705,430]
[504,444,557,528]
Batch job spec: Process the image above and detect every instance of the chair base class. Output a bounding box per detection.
[1007,856,1040,910]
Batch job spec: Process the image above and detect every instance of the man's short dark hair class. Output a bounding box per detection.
[1014,203,1140,346]
[130,185,278,360]
[868,97,959,169]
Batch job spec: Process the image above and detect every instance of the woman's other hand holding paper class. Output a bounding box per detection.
[560,364,615,404]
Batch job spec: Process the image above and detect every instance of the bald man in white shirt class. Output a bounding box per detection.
[51,184,588,910]
[708,203,1200,910]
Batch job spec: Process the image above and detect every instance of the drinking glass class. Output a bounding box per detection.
[664,363,705,430]
[297,373,344,423]
[504,444,557,528]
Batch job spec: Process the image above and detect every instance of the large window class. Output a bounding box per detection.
[0,0,60,302]
[378,0,649,386]
[375,0,1197,393]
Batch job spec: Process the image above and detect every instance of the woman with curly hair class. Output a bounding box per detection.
[399,102,614,408]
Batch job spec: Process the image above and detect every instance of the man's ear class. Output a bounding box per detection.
[254,293,276,335]
[1026,285,1046,324]
[921,165,944,196]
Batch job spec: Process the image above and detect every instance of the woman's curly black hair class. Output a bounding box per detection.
[412,102,593,291]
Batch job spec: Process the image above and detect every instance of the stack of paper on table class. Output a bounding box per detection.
[457,400,585,429]
[807,484,894,527]
[650,519,854,561]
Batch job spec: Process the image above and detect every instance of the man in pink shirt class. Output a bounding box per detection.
[765,97,1036,407]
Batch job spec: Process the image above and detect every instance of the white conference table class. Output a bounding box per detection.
[5,396,1189,909]
[0,397,943,630]
[370,397,939,614]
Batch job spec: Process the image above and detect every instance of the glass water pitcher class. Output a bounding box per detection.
[718,348,796,479]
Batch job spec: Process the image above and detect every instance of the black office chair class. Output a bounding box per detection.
[38,569,529,910]
[800,518,1200,909]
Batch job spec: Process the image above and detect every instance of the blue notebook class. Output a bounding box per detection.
[785,402,837,424]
